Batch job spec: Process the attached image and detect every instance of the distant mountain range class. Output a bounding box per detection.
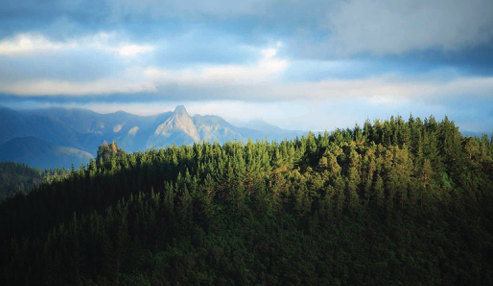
[0,105,305,169]
[0,137,93,170]
[3,104,487,170]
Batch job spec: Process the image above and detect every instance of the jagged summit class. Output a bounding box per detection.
[147,105,200,147]
[0,105,306,157]
[173,105,188,115]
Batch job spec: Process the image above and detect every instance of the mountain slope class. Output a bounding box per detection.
[0,106,27,145]
[0,105,308,163]
[0,137,94,170]
[146,105,201,148]
[244,118,287,134]
[0,106,83,149]
[23,108,158,153]
[193,114,244,143]
[237,118,306,140]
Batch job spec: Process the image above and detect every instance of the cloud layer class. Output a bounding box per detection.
[0,0,492,132]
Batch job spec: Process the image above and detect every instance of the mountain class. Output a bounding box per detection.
[22,107,157,153]
[0,106,83,149]
[0,105,307,169]
[0,105,26,144]
[14,105,306,150]
[0,137,93,170]
[461,130,491,138]
[243,118,289,134]
[146,105,200,148]
[192,114,265,143]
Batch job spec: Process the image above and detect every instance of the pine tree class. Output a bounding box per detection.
[346,167,360,212]
[374,174,385,208]
[178,185,193,232]
[334,175,346,216]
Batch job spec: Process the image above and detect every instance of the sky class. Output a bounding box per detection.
[1,0,493,132]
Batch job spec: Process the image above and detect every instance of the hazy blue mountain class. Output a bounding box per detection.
[22,108,158,153]
[461,130,491,138]
[1,105,309,169]
[0,105,26,144]
[243,119,288,135]
[146,105,200,148]
[22,107,105,134]
[193,114,260,143]
[0,106,83,149]
[0,137,94,170]
[7,104,492,171]
[236,118,306,141]
[143,106,303,148]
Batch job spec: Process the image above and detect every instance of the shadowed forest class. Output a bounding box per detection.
[1,115,492,285]
[0,162,70,202]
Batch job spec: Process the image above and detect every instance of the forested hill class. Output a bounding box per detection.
[0,161,70,202]
[1,115,492,285]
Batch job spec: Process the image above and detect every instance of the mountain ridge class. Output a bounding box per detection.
[0,136,94,170]
[147,106,201,148]
[0,105,307,169]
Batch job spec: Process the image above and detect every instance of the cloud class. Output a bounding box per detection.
[118,44,154,57]
[0,27,265,84]
[146,47,288,85]
[0,32,155,57]
[0,50,124,82]
[1,78,155,96]
[2,0,492,60]
[324,0,493,55]
[1,35,492,103]
[0,46,287,96]
[105,0,277,20]
[0,66,156,96]
[0,34,76,56]
[2,51,493,105]
[0,0,492,134]
[151,28,260,67]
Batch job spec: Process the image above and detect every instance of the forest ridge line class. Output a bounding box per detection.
[1,113,492,285]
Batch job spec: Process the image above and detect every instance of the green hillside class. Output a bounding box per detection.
[0,161,70,201]
[0,115,492,285]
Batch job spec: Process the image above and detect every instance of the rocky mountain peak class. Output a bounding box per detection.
[150,105,200,144]
[173,105,188,116]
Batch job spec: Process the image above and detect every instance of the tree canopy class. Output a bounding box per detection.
[1,115,492,285]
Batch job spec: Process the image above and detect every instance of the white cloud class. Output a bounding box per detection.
[118,44,155,57]
[325,0,493,55]
[0,32,155,58]
[3,66,493,104]
[0,34,77,56]
[1,38,493,104]
[145,46,289,85]
[1,78,156,96]
[0,66,156,96]
[0,45,288,96]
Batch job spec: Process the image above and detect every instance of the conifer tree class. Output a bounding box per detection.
[374,174,385,208]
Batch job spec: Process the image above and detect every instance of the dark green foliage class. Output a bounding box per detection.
[96,141,127,165]
[0,161,70,201]
[0,115,492,285]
